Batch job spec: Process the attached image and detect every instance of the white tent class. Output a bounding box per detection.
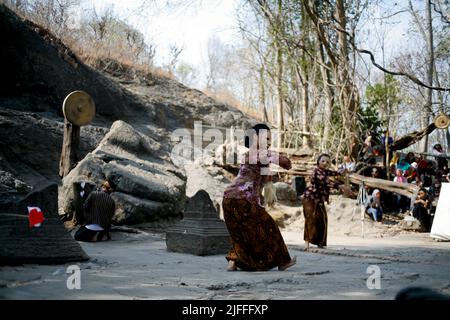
[430,182,450,241]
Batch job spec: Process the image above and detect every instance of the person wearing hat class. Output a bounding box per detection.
[74,179,116,242]
[405,162,419,184]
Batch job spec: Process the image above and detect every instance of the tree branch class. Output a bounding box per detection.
[430,0,450,25]
[332,24,450,92]
[321,0,450,91]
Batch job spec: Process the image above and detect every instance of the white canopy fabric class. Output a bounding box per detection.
[430,183,450,241]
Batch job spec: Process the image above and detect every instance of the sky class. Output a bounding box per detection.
[81,0,426,90]
[72,1,446,150]
[87,0,241,85]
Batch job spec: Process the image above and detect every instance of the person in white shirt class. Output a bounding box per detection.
[339,155,355,173]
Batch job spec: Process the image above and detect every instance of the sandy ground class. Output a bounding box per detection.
[1,161,450,300]
[1,229,449,300]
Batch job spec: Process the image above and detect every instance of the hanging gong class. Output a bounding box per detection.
[434,113,450,129]
[62,91,95,126]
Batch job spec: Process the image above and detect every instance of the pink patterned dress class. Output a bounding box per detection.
[222,151,293,271]
[224,151,292,206]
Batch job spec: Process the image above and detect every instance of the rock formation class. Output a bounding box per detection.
[0,4,253,228]
[61,120,187,225]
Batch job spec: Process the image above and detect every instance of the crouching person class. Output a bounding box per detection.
[366,189,383,222]
[74,180,116,242]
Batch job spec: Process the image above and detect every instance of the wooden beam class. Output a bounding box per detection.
[273,168,420,198]
[345,173,419,198]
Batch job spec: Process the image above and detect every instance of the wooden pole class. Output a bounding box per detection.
[59,118,80,178]
[386,129,390,180]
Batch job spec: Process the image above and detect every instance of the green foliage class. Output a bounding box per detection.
[175,62,198,86]
[358,103,383,138]
[365,74,401,112]
[331,103,344,129]
[363,74,401,135]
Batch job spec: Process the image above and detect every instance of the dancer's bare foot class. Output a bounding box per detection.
[304,241,309,251]
[227,260,237,271]
[278,256,297,271]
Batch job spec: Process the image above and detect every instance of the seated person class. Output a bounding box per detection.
[433,144,448,174]
[366,189,383,222]
[365,167,386,195]
[412,188,432,232]
[74,180,116,242]
[417,156,431,186]
[429,179,442,199]
[405,152,417,164]
[371,167,381,179]
[359,134,374,161]
[417,155,428,174]
[339,155,356,172]
[393,169,407,183]
[393,170,410,213]
[397,157,411,172]
[404,162,419,183]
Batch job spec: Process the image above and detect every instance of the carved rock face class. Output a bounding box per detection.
[61,120,187,225]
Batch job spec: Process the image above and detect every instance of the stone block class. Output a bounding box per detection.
[166,190,230,256]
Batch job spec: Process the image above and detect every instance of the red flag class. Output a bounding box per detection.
[28,206,45,228]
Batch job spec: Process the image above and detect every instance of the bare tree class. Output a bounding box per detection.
[166,43,183,75]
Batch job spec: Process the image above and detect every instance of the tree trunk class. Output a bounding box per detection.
[446,128,450,151]
[275,0,284,149]
[390,123,437,151]
[301,61,310,148]
[336,0,359,159]
[59,119,80,178]
[292,54,311,149]
[299,5,311,149]
[422,0,434,153]
[259,66,269,123]
[317,42,334,151]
